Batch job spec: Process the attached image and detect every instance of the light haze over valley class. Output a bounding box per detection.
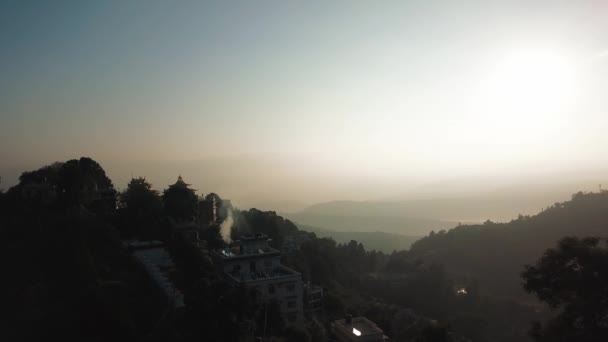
[4,2,608,341]
[2,2,608,232]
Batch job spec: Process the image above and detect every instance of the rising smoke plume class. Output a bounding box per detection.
[220,207,233,243]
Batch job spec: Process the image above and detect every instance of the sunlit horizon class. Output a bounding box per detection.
[2,1,608,211]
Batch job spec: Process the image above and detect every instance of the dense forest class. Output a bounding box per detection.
[1,157,607,341]
[409,191,608,299]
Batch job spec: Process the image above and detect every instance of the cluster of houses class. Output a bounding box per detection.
[15,168,391,340]
[126,231,390,341]
[211,234,308,326]
[123,178,390,341]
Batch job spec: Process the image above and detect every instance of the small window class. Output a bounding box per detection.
[264,260,272,267]
[287,301,296,308]
[268,285,275,294]
[286,283,295,292]
[232,264,241,272]
[250,261,256,272]
[288,314,297,322]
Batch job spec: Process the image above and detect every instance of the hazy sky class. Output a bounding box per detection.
[2,1,608,209]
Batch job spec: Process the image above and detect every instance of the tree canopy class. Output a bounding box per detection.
[522,236,608,342]
[118,177,163,239]
[409,191,608,298]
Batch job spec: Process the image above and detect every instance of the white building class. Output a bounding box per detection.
[211,234,304,326]
[303,282,324,317]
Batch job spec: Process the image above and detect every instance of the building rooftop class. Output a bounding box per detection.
[334,316,390,341]
[212,233,281,259]
[225,264,300,283]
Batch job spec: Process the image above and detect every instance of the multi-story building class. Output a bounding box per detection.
[332,315,391,342]
[211,234,304,326]
[303,282,324,317]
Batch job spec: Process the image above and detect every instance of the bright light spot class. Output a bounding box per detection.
[353,328,362,336]
[487,51,575,109]
[457,288,468,295]
[472,49,580,144]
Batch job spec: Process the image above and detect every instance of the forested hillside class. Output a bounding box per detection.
[409,191,608,298]
[236,210,540,342]
[4,158,607,341]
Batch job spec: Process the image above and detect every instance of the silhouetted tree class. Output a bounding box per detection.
[58,157,115,209]
[4,158,115,216]
[232,208,299,247]
[522,236,608,342]
[119,177,162,239]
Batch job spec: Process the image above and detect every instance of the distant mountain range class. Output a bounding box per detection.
[283,186,582,236]
[289,190,608,301]
[296,224,421,253]
[286,210,452,236]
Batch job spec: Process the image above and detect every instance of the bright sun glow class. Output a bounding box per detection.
[487,51,576,111]
[473,49,579,144]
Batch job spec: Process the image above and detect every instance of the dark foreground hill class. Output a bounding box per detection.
[3,157,604,342]
[408,191,608,299]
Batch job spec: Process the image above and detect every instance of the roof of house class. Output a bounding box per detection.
[334,316,390,340]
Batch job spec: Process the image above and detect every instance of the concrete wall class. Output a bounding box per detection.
[246,274,305,327]
[221,255,281,277]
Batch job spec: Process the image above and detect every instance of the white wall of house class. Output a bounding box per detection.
[222,255,281,276]
[217,254,305,326]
